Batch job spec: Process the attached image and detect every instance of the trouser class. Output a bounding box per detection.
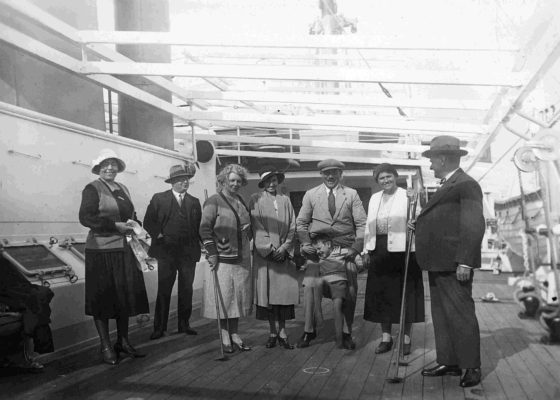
[428,271,481,369]
[153,252,197,332]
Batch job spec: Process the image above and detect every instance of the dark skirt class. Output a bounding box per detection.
[363,235,425,324]
[85,246,149,318]
[255,305,295,321]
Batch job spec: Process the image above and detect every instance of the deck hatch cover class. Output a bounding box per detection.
[1,244,68,276]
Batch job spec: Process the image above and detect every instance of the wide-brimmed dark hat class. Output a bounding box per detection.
[317,158,345,172]
[257,166,285,188]
[165,163,196,183]
[421,135,468,157]
[91,148,126,175]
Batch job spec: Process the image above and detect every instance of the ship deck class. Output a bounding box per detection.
[2,272,560,400]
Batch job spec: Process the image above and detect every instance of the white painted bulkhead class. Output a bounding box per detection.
[0,101,216,353]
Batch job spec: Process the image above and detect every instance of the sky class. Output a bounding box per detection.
[96,0,558,199]
[168,0,540,48]
[165,0,557,198]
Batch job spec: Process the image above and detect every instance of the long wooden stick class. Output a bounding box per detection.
[387,191,418,383]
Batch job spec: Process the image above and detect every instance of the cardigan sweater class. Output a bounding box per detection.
[199,192,251,263]
[364,187,418,253]
[79,179,133,250]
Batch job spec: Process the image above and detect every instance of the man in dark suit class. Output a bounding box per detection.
[414,136,485,388]
[144,163,202,340]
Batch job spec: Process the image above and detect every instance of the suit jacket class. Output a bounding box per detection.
[296,184,367,253]
[143,190,202,261]
[415,169,485,271]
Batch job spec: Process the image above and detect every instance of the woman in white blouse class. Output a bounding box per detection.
[362,163,424,355]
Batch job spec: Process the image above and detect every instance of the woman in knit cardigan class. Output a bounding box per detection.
[199,164,253,353]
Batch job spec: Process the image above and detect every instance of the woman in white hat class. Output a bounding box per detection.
[79,149,149,365]
[250,166,299,349]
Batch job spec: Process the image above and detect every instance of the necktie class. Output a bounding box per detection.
[178,193,184,206]
[328,189,336,218]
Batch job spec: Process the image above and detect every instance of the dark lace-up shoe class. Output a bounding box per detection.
[342,333,356,350]
[421,364,462,377]
[375,338,393,354]
[296,331,316,348]
[460,368,481,387]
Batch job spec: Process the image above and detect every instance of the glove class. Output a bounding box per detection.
[271,248,287,263]
[207,255,219,270]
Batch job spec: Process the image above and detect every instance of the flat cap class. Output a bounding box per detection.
[317,158,345,172]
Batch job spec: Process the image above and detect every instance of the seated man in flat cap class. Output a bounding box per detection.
[144,163,202,340]
[296,159,367,349]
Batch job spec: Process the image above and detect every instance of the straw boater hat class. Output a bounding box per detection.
[421,135,468,158]
[165,163,196,183]
[317,158,345,172]
[91,149,126,175]
[257,165,285,188]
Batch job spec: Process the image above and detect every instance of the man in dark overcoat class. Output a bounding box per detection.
[414,135,485,388]
[144,163,202,339]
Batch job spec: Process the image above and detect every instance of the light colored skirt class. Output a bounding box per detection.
[201,233,253,319]
[202,261,252,319]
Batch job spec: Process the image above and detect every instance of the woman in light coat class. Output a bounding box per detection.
[250,166,299,349]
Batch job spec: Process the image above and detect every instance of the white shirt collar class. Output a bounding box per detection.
[443,168,460,182]
[172,189,185,202]
[323,183,340,195]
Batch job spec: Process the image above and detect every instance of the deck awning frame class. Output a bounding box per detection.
[2,0,560,172]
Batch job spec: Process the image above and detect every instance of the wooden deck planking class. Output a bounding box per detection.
[417,298,444,400]
[129,339,240,399]
[274,335,341,399]
[483,303,539,399]
[249,338,325,399]
[476,283,533,400]
[316,320,378,400]
[492,296,560,400]
[2,272,560,400]
[295,344,350,399]
[224,333,303,400]
[239,344,305,399]
[334,321,379,400]
[476,305,506,400]
[401,319,433,400]
[476,280,559,400]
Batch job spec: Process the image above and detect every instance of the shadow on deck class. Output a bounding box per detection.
[1,272,559,400]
